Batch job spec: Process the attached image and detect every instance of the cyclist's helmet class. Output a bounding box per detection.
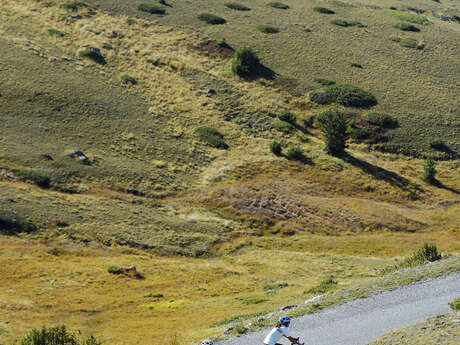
[201,340,213,345]
[279,315,291,325]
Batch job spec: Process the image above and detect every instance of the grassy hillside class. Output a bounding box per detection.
[0,0,459,344]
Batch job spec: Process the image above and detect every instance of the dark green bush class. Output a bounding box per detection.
[61,1,88,11]
[257,25,279,33]
[269,141,282,156]
[107,266,123,274]
[17,169,50,188]
[198,13,226,24]
[407,243,442,265]
[427,138,449,151]
[306,278,338,294]
[48,28,65,37]
[313,7,334,14]
[325,84,377,108]
[309,91,332,105]
[136,3,166,14]
[313,78,335,86]
[232,47,261,77]
[350,62,362,68]
[120,74,137,85]
[272,120,295,133]
[392,22,420,32]
[0,210,36,235]
[331,19,365,27]
[365,112,397,127]
[225,2,250,11]
[277,111,296,124]
[195,127,228,149]
[347,123,370,140]
[449,297,460,311]
[399,37,419,48]
[422,158,436,184]
[78,48,106,65]
[267,2,289,9]
[286,146,304,161]
[317,109,348,156]
[20,326,101,345]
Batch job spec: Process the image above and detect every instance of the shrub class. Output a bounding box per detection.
[399,37,420,48]
[325,84,377,108]
[317,109,348,156]
[350,62,362,68]
[449,297,460,311]
[20,326,101,345]
[136,3,166,14]
[427,138,449,151]
[388,36,401,42]
[307,278,338,294]
[232,47,261,77]
[144,292,164,298]
[126,18,137,25]
[61,1,87,11]
[286,146,304,161]
[269,141,282,156]
[120,74,137,85]
[406,243,442,265]
[384,9,430,25]
[347,122,370,140]
[277,111,296,124]
[0,210,36,235]
[313,7,334,14]
[107,266,123,274]
[217,38,231,48]
[272,120,295,133]
[365,112,397,127]
[17,169,50,188]
[225,2,250,11]
[313,78,335,86]
[198,13,226,24]
[422,158,436,184]
[331,19,365,27]
[309,91,332,105]
[257,25,279,33]
[48,28,65,37]
[267,2,289,9]
[195,127,228,149]
[240,294,267,305]
[78,48,106,65]
[392,22,420,32]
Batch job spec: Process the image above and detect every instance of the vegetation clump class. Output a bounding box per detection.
[325,84,377,108]
[107,266,123,274]
[136,3,166,14]
[17,169,50,188]
[272,120,295,133]
[257,25,280,34]
[393,22,420,32]
[350,62,363,68]
[286,146,304,161]
[313,7,335,14]
[309,91,332,105]
[313,78,335,86]
[198,13,226,24]
[232,47,261,77]
[277,111,296,124]
[269,141,282,156]
[381,243,443,274]
[0,210,36,235]
[400,37,423,49]
[19,326,101,345]
[331,19,365,27]
[384,9,430,25]
[195,127,228,149]
[267,2,289,9]
[347,122,370,140]
[225,2,251,11]
[306,278,338,294]
[217,38,231,49]
[449,297,460,311]
[120,74,137,85]
[365,112,397,127]
[61,1,88,11]
[317,109,348,156]
[427,138,449,151]
[48,28,65,37]
[78,47,106,65]
[422,158,437,184]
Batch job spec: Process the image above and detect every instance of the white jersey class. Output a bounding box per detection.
[264,326,290,345]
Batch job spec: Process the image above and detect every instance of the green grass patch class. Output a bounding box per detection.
[365,112,397,127]
[267,2,289,10]
[256,25,280,33]
[238,294,267,305]
[313,7,334,14]
[195,127,228,149]
[136,3,166,14]
[19,326,101,345]
[306,278,338,294]
[392,22,420,32]
[225,2,250,11]
[126,17,137,25]
[400,37,422,49]
[120,74,137,85]
[17,169,50,188]
[331,19,365,27]
[449,297,460,311]
[107,266,122,274]
[384,9,430,25]
[313,78,335,86]
[198,13,226,25]
[272,120,295,133]
[325,84,377,108]
[48,28,65,37]
[263,283,289,291]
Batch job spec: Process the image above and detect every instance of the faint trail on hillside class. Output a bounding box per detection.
[218,272,460,345]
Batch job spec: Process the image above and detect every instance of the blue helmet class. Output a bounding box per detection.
[279,315,291,325]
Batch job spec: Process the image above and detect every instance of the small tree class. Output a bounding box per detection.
[316,109,348,156]
[232,47,261,77]
[269,141,282,156]
[422,158,436,184]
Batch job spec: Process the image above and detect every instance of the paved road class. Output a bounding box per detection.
[218,272,460,345]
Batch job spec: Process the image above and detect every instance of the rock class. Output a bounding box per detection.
[71,14,82,20]
[305,295,324,304]
[40,125,50,131]
[205,87,216,96]
[389,6,397,10]
[41,153,54,161]
[279,305,297,311]
[224,327,234,335]
[50,279,56,284]
[66,150,90,165]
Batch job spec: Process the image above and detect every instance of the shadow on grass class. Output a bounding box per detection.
[243,64,275,81]
[431,179,459,194]
[282,153,313,165]
[342,153,421,194]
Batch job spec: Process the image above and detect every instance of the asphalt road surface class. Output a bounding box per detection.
[218,272,460,345]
